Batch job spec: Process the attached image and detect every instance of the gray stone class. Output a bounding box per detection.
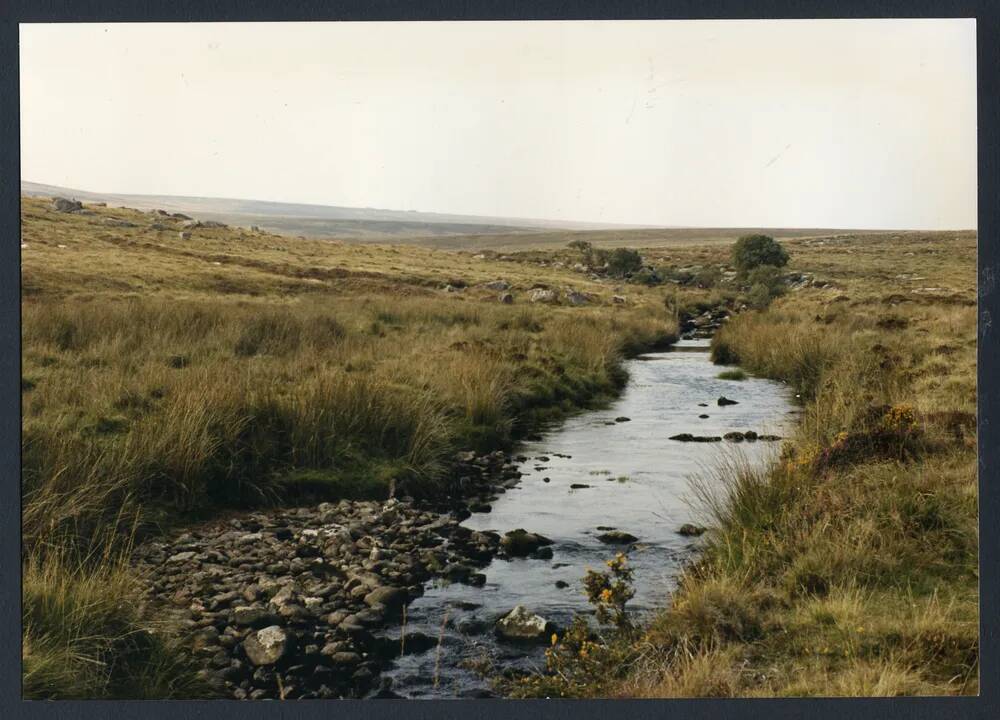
[363,586,407,610]
[495,605,550,642]
[500,529,553,557]
[597,530,639,544]
[242,625,293,666]
[52,197,82,213]
[677,523,707,537]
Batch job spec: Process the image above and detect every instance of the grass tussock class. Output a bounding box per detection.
[22,539,209,699]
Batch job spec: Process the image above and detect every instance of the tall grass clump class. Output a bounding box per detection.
[22,538,208,699]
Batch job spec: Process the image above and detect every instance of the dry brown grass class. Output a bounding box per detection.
[20,196,678,698]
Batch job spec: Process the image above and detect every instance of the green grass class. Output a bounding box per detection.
[716,369,747,381]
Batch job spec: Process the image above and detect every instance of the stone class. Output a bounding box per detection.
[500,529,553,557]
[498,292,514,304]
[484,280,510,290]
[230,605,278,627]
[569,483,591,489]
[52,197,82,213]
[363,586,407,610]
[597,530,639,544]
[495,605,550,642]
[179,231,191,240]
[615,416,631,422]
[566,290,589,306]
[529,288,557,303]
[327,651,362,667]
[530,546,553,560]
[677,523,707,537]
[242,625,293,666]
[167,551,197,563]
[723,431,746,442]
[612,295,627,304]
[717,396,739,406]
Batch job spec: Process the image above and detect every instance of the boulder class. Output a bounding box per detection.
[495,605,550,642]
[597,530,639,544]
[529,288,558,303]
[669,433,722,442]
[500,529,553,557]
[677,523,707,537]
[179,231,191,240]
[566,290,589,306]
[52,197,82,213]
[717,396,739,406]
[242,625,293,666]
[612,295,627,304]
[484,280,510,291]
[723,431,745,442]
[498,292,514,304]
[363,586,407,610]
[231,606,278,628]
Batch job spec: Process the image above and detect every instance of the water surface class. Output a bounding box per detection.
[383,339,794,697]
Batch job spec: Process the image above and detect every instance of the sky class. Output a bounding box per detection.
[19,19,977,229]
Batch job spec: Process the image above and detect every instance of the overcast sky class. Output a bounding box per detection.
[20,19,977,229]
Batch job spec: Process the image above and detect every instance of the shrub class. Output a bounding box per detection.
[607,248,644,278]
[630,266,662,286]
[732,234,789,275]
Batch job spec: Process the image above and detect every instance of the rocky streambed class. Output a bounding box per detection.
[133,451,519,700]
[134,338,795,700]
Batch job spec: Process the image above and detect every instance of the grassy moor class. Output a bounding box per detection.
[20,196,977,699]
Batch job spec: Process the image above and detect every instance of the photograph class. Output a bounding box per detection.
[17,17,979,701]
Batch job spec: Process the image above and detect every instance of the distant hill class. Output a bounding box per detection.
[21,181,647,240]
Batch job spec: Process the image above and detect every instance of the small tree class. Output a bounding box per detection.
[731,234,789,275]
[567,239,593,254]
[606,248,643,278]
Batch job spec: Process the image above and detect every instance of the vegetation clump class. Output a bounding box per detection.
[731,234,790,275]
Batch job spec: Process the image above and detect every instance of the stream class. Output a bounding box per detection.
[380,338,795,698]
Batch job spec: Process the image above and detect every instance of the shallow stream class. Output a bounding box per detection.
[382,338,795,697]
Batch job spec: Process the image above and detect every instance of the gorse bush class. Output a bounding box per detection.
[731,234,789,275]
[606,247,644,278]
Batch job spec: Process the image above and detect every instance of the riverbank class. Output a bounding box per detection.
[511,230,978,697]
[20,197,677,698]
